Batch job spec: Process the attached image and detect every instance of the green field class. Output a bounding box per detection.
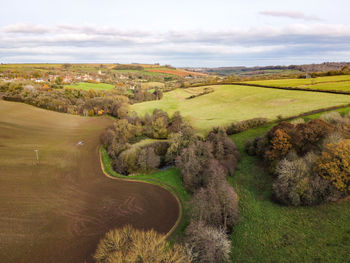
[228,107,350,263]
[131,85,350,133]
[245,75,350,91]
[65,82,115,91]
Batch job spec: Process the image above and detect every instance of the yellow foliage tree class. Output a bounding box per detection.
[94,225,190,263]
[314,139,350,192]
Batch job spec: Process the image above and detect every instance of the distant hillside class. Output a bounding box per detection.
[188,62,350,76]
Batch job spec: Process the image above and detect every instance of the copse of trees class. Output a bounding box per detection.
[175,128,240,192]
[165,127,240,262]
[246,112,350,206]
[101,109,190,175]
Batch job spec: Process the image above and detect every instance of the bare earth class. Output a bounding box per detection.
[0,101,179,263]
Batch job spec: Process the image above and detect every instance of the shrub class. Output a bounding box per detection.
[320,111,343,124]
[94,225,190,263]
[314,139,350,192]
[226,118,269,135]
[320,132,344,150]
[290,118,305,125]
[185,221,231,263]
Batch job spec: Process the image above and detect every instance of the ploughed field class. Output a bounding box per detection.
[0,101,179,263]
[131,85,350,133]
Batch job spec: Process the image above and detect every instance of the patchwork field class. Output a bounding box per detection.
[131,85,350,133]
[145,67,207,77]
[65,82,115,91]
[0,101,179,263]
[245,75,350,92]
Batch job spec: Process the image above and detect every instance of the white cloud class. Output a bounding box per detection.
[3,23,50,34]
[1,23,350,66]
[260,11,321,21]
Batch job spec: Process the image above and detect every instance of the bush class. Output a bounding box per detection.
[314,139,350,192]
[94,225,190,263]
[320,111,343,124]
[290,118,305,125]
[185,221,231,263]
[226,118,269,135]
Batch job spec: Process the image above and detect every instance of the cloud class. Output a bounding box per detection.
[3,23,50,34]
[260,11,321,21]
[1,23,350,66]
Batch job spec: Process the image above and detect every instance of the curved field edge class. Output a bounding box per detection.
[99,147,188,240]
[228,106,350,263]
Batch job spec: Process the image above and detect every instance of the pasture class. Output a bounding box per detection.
[228,107,350,263]
[245,75,350,91]
[131,85,350,133]
[65,82,115,91]
[0,101,179,263]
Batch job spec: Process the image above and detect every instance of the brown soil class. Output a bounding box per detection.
[0,101,179,263]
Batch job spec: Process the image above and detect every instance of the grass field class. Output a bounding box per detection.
[131,85,350,133]
[245,75,350,91]
[65,82,115,91]
[228,107,350,263]
[140,81,165,90]
[0,101,180,263]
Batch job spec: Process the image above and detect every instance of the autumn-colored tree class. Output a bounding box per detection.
[152,117,168,139]
[314,139,350,192]
[265,128,292,162]
[94,225,190,263]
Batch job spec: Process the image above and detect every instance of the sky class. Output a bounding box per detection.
[1,0,350,67]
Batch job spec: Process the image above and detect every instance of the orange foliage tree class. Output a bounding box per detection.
[265,128,292,162]
[314,139,350,192]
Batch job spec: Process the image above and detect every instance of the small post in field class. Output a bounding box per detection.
[34,149,39,164]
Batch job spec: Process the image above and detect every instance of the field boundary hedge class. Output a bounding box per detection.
[98,146,184,240]
[189,82,350,95]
